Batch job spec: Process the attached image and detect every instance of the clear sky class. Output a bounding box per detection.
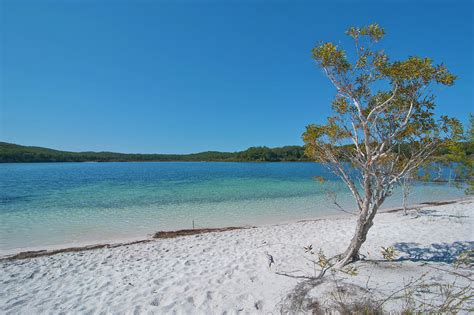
[1,0,473,154]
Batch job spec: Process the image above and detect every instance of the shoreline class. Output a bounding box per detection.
[2,198,472,313]
[1,196,471,261]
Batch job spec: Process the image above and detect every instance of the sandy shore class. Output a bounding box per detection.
[0,198,463,259]
[1,198,473,313]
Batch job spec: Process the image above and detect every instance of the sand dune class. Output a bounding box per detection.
[1,198,473,313]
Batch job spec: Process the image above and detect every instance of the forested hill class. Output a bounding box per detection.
[2,141,472,163]
[0,142,309,163]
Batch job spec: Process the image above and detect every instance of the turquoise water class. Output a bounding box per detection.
[0,162,466,253]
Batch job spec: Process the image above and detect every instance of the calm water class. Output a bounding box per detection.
[0,162,465,253]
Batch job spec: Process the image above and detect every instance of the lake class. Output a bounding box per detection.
[0,162,466,254]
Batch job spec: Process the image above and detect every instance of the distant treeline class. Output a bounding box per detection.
[0,142,309,163]
[1,142,472,163]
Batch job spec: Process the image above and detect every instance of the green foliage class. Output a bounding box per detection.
[303,23,464,188]
[381,246,398,261]
[464,115,474,194]
[342,265,359,276]
[382,57,456,86]
[346,23,385,42]
[304,23,459,158]
[1,141,470,164]
[454,249,473,268]
[0,142,310,163]
[311,43,351,73]
[317,248,330,269]
[417,115,473,191]
[235,146,307,162]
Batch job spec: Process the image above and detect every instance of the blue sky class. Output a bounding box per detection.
[1,0,473,154]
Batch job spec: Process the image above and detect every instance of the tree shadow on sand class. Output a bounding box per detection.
[393,241,474,264]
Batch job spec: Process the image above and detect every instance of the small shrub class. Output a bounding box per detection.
[381,246,398,261]
[317,249,330,269]
[454,249,473,268]
[342,265,358,276]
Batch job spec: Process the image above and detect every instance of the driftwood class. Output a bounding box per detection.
[2,226,252,261]
[1,239,152,261]
[153,226,249,239]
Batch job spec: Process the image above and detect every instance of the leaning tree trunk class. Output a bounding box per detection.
[336,213,374,267]
[335,196,385,268]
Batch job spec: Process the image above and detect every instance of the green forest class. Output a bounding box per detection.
[0,142,310,163]
[1,141,472,163]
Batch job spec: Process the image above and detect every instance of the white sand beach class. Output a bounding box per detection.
[1,198,473,314]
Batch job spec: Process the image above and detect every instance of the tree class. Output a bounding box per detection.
[398,171,413,215]
[418,114,473,188]
[303,24,462,267]
[462,114,474,194]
